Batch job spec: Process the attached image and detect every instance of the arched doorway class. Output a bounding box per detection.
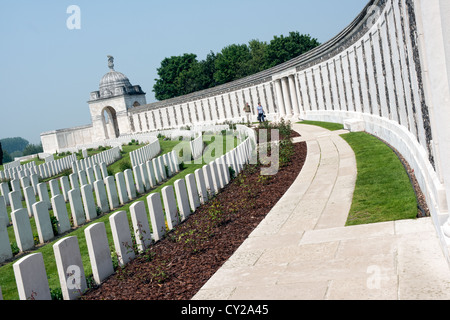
[101,106,120,139]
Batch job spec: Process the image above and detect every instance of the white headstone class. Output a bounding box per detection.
[11,208,34,252]
[78,170,88,187]
[49,179,60,198]
[81,184,97,221]
[146,160,156,188]
[161,185,179,230]
[147,193,166,242]
[194,168,208,204]
[129,201,152,251]
[13,253,51,300]
[158,157,167,180]
[9,191,22,212]
[37,182,51,210]
[60,176,70,202]
[11,179,23,200]
[133,166,144,195]
[0,220,13,263]
[174,179,191,222]
[115,172,128,205]
[68,188,86,227]
[152,158,162,184]
[0,183,10,206]
[202,164,214,198]
[124,169,136,201]
[84,222,114,285]
[86,167,95,185]
[32,201,54,244]
[100,162,108,179]
[93,164,102,181]
[139,163,151,192]
[0,196,9,227]
[214,158,225,190]
[209,161,220,194]
[185,174,200,212]
[171,150,180,172]
[109,211,135,267]
[23,186,36,218]
[51,194,71,234]
[104,176,119,210]
[30,174,39,196]
[69,173,79,190]
[93,180,109,214]
[53,236,87,300]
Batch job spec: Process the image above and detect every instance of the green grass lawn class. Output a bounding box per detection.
[340,132,418,226]
[297,120,344,131]
[295,120,418,226]
[0,134,239,300]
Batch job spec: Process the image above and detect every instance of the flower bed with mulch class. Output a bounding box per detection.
[82,128,306,300]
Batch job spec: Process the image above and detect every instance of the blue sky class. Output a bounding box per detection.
[0,0,368,144]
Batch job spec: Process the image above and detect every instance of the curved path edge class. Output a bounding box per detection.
[193,124,450,300]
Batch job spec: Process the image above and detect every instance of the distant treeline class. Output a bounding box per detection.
[153,31,320,101]
[0,137,43,165]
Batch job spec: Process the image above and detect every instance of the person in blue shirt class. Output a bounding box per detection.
[257,102,265,123]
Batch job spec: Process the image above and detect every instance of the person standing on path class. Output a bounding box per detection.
[243,102,252,123]
[257,102,265,123]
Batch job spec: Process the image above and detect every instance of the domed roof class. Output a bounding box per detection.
[99,70,133,91]
[90,56,146,101]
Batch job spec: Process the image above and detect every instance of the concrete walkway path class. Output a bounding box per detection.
[193,123,450,300]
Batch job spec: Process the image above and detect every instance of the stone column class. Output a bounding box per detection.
[274,79,286,117]
[281,77,293,117]
[288,75,300,116]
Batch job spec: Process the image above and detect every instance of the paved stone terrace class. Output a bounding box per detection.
[193,123,450,300]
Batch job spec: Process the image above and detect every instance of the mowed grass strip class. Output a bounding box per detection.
[340,132,418,226]
[297,120,344,131]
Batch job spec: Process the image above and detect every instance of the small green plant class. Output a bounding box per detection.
[119,159,132,172]
[228,166,236,179]
[10,242,19,255]
[50,287,63,300]
[50,216,59,236]
[106,167,114,177]
[208,200,225,227]
[111,251,120,271]
[257,175,272,185]
[150,262,170,284]
[33,234,40,246]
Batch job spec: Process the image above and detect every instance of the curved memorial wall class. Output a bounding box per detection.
[127,0,450,260]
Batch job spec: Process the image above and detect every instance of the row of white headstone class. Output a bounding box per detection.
[4,135,255,300]
[2,160,21,170]
[0,154,76,182]
[77,146,122,171]
[57,132,161,155]
[129,139,161,168]
[0,145,172,262]
[0,147,122,214]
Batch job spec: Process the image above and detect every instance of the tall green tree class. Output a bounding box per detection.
[1,149,11,165]
[22,143,43,156]
[153,53,199,100]
[213,44,252,85]
[0,137,29,154]
[0,142,3,166]
[247,39,269,75]
[264,32,320,68]
[152,31,320,100]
